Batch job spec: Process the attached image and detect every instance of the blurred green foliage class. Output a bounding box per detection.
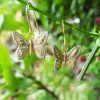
[0,0,100,100]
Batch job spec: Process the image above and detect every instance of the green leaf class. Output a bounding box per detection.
[0,44,15,89]
[23,54,37,72]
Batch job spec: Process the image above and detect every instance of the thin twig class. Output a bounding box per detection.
[23,73,58,100]
[17,0,100,38]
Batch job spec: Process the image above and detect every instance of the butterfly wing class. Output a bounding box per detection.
[67,45,81,68]
[67,45,81,58]
[16,47,28,60]
[34,31,48,46]
[33,31,48,58]
[54,59,63,71]
[12,32,29,60]
[12,32,29,47]
[53,45,63,71]
[34,45,46,59]
[67,58,76,69]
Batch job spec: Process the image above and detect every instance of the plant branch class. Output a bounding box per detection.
[23,73,58,100]
[17,0,100,38]
[78,40,99,80]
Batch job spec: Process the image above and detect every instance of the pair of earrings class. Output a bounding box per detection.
[12,3,48,60]
[12,3,81,71]
[53,21,81,71]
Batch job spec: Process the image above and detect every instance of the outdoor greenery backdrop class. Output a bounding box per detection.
[0,0,100,100]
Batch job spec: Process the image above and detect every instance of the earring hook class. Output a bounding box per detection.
[26,3,33,35]
[33,11,40,34]
[62,20,67,53]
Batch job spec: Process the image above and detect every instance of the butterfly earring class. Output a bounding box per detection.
[12,32,29,60]
[54,45,81,71]
[12,4,33,60]
[12,3,48,60]
[26,3,48,59]
[53,20,81,71]
[12,31,48,60]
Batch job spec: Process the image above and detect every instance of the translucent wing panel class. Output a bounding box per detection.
[67,45,81,69]
[16,47,28,60]
[53,45,63,70]
[67,45,81,58]
[12,32,29,47]
[67,58,76,69]
[54,59,63,71]
[53,45,63,60]
[34,31,48,46]
[34,46,46,59]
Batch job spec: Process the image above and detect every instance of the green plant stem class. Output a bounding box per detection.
[23,73,58,100]
[78,42,99,80]
[17,0,100,38]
